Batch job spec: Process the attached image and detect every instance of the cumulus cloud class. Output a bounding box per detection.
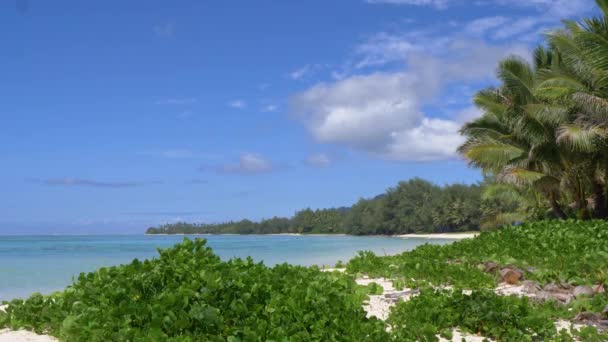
[220,153,273,174]
[291,31,529,161]
[384,118,464,161]
[306,153,331,167]
[292,73,465,161]
[30,178,160,189]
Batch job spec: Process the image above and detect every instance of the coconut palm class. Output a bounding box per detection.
[458,55,570,219]
[459,0,608,221]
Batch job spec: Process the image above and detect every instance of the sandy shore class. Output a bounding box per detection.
[0,305,58,342]
[397,232,479,239]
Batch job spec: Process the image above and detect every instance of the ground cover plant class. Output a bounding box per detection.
[2,223,608,341]
[347,220,608,288]
[388,289,608,342]
[346,220,608,340]
[0,238,389,341]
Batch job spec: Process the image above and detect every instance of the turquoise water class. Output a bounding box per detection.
[0,235,456,301]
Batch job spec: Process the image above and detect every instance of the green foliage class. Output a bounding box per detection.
[347,220,608,287]
[347,245,496,289]
[148,178,484,236]
[388,289,561,341]
[459,0,608,221]
[0,238,389,341]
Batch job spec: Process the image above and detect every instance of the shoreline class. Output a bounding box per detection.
[145,232,478,238]
[397,232,479,240]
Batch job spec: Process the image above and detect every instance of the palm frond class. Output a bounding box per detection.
[497,57,535,103]
[525,104,570,126]
[571,92,608,121]
[556,124,608,152]
[498,167,558,189]
[461,140,526,170]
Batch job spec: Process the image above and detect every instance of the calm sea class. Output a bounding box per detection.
[0,235,456,301]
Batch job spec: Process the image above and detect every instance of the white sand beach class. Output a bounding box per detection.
[397,232,479,239]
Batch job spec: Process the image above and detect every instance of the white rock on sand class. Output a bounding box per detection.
[355,277,490,341]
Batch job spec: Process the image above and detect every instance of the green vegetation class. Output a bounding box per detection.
[459,0,608,223]
[0,239,388,341]
[346,220,608,340]
[389,290,562,341]
[147,178,484,235]
[347,220,608,287]
[6,2,608,341]
[389,289,608,341]
[4,222,608,341]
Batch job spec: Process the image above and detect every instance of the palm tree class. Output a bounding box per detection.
[459,0,608,220]
[458,55,569,219]
[536,0,608,218]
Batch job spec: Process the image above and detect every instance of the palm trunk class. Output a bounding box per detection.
[549,193,567,219]
[592,181,608,219]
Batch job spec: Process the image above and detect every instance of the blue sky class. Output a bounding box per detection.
[0,0,598,234]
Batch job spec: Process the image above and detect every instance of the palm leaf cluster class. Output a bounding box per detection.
[459,0,608,221]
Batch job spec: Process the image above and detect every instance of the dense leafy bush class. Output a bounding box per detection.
[0,238,388,341]
[347,220,608,287]
[347,246,496,289]
[389,289,561,341]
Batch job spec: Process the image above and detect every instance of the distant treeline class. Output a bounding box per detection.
[146,178,484,235]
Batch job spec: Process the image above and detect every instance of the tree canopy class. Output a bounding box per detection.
[146,178,483,235]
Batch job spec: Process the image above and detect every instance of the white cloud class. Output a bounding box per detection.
[229,100,246,109]
[290,65,312,80]
[306,153,331,167]
[291,31,530,161]
[455,106,483,123]
[365,0,449,9]
[464,16,509,36]
[292,72,426,149]
[355,32,421,68]
[385,118,464,161]
[221,153,273,174]
[289,64,327,80]
[492,17,544,40]
[291,72,463,161]
[366,0,594,16]
[493,0,593,17]
[289,0,591,162]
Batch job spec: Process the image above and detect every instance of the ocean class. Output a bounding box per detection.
[0,234,456,301]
